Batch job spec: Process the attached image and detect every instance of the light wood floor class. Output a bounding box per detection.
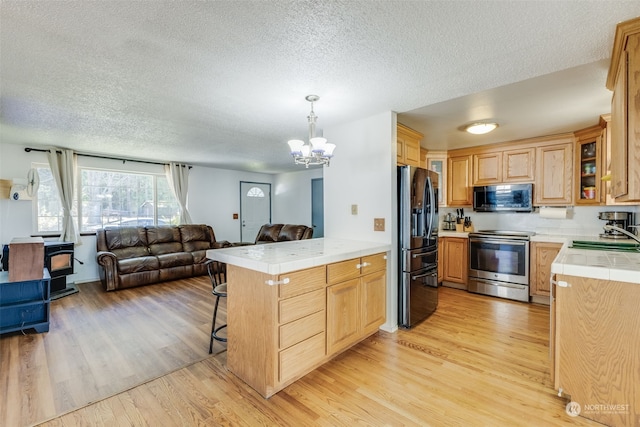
[4,281,603,426]
[1,277,222,427]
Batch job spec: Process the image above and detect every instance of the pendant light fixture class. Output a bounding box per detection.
[287,95,336,168]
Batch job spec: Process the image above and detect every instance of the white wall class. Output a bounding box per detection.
[323,111,397,331]
[0,140,317,284]
[273,168,323,226]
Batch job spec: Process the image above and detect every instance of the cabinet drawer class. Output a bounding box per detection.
[0,301,49,329]
[327,258,361,284]
[278,266,326,299]
[0,280,49,305]
[279,289,324,324]
[279,310,325,350]
[279,332,325,383]
[361,253,386,275]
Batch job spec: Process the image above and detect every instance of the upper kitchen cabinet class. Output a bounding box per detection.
[606,17,640,202]
[425,151,448,206]
[397,124,422,167]
[447,154,472,206]
[471,146,535,186]
[574,124,604,205]
[534,136,574,206]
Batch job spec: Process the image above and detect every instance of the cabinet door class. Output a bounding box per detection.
[443,238,468,283]
[404,137,421,167]
[360,270,386,336]
[447,155,472,206]
[326,278,360,355]
[574,134,603,205]
[396,135,406,165]
[426,153,447,207]
[529,242,562,297]
[535,143,573,206]
[503,147,535,182]
[437,237,443,283]
[472,152,502,185]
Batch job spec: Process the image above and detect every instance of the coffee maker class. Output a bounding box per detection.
[598,211,634,239]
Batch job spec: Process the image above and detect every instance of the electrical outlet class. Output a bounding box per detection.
[374,218,385,231]
[351,204,358,215]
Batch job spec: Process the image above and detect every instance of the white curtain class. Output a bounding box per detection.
[165,162,192,224]
[47,148,82,245]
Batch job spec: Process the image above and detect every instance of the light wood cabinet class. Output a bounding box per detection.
[326,253,386,355]
[227,252,387,398]
[397,124,422,167]
[607,18,640,202]
[503,147,535,182]
[441,237,468,285]
[574,125,603,205]
[471,147,535,186]
[534,141,573,206]
[472,152,502,185]
[447,155,472,206]
[552,274,640,426]
[437,237,443,284]
[426,151,447,206]
[529,242,562,299]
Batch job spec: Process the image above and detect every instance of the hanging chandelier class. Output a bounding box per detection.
[287,95,336,168]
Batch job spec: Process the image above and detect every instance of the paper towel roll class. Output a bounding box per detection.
[539,207,568,219]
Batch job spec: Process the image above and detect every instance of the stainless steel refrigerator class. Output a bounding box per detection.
[398,165,439,328]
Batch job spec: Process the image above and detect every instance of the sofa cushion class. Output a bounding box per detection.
[147,226,183,255]
[255,224,284,243]
[104,227,149,259]
[118,256,159,274]
[179,224,214,252]
[278,224,311,241]
[157,252,193,269]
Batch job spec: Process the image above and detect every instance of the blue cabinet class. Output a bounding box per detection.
[0,269,51,334]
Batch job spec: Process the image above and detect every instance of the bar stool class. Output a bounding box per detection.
[206,260,227,354]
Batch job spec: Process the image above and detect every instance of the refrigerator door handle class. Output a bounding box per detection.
[412,249,437,258]
[426,175,435,241]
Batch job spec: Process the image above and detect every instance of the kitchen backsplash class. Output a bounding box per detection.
[440,205,640,237]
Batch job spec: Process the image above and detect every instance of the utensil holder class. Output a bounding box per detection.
[455,224,464,232]
[463,224,474,232]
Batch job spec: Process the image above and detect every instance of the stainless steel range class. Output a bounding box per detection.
[468,230,535,302]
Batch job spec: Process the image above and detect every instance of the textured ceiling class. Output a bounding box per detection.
[1,1,639,173]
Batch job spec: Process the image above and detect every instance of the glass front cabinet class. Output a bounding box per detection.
[574,124,604,205]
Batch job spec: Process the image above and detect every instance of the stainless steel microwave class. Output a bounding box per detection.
[473,184,533,212]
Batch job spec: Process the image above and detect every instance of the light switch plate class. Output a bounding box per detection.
[374,218,385,231]
[351,204,358,215]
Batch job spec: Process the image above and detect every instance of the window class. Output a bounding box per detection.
[246,186,265,198]
[35,165,181,233]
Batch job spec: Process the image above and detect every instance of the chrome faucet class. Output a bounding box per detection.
[603,225,640,244]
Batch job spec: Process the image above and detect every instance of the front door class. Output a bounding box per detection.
[240,181,271,242]
[311,178,324,238]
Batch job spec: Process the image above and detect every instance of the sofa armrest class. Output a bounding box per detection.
[96,251,119,291]
[213,240,233,249]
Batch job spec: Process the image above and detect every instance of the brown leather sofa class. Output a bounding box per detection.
[96,224,231,291]
[254,224,313,243]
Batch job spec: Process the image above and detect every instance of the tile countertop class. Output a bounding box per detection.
[551,240,640,285]
[206,238,392,276]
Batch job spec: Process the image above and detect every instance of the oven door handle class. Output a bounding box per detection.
[472,277,528,290]
[470,238,528,246]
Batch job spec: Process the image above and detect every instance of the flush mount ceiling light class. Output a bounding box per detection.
[465,122,499,135]
[287,95,336,168]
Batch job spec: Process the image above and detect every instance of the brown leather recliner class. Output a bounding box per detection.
[254,224,313,244]
[96,224,230,291]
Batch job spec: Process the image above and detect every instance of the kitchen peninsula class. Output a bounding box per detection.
[206,238,391,398]
[550,244,639,426]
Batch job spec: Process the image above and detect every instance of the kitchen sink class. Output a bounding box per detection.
[570,240,640,253]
